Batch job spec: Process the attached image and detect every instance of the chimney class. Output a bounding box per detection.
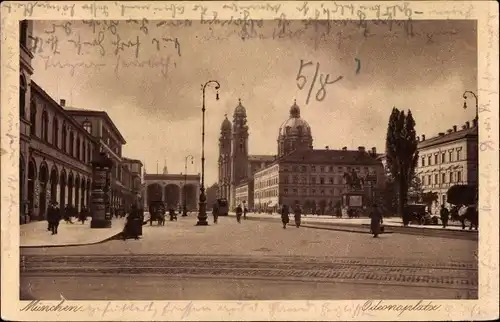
[60,99,66,107]
[358,146,365,152]
[465,121,470,129]
[438,132,445,136]
[421,134,425,141]
[472,118,478,127]
[453,125,457,132]
[342,146,347,151]
[325,146,329,150]
[462,125,467,130]
[371,147,376,155]
[447,129,453,134]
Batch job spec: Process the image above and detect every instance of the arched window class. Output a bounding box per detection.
[20,20,28,46]
[83,121,92,134]
[52,117,59,148]
[20,75,26,118]
[30,100,37,136]
[41,110,49,142]
[76,137,81,160]
[62,123,67,153]
[69,131,75,157]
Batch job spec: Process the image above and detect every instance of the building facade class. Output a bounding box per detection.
[143,164,200,211]
[254,147,384,213]
[415,119,478,212]
[234,179,255,210]
[65,107,136,212]
[218,99,274,209]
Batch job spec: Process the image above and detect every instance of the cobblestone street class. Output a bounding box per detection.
[20,215,478,300]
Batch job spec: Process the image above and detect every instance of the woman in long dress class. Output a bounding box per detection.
[370,204,383,238]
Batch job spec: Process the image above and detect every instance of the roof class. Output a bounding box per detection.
[248,155,275,162]
[122,157,143,165]
[144,173,200,181]
[277,149,382,166]
[418,126,478,149]
[65,109,127,144]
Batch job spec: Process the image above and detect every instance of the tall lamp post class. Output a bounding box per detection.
[463,91,478,120]
[183,154,194,216]
[197,80,220,226]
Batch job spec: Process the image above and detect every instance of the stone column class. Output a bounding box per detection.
[56,183,60,205]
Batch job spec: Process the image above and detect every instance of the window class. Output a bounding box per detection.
[311,166,316,172]
[76,137,81,160]
[83,121,92,134]
[434,154,438,165]
[320,166,324,172]
[292,188,297,194]
[434,174,439,185]
[69,131,74,157]
[20,20,28,46]
[292,176,298,184]
[320,189,325,195]
[457,171,462,182]
[427,175,431,185]
[62,123,67,152]
[421,157,425,167]
[456,150,461,161]
[41,110,49,142]
[284,188,288,195]
[421,176,425,185]
[329,166,334,172]
[441,173,446,184]
[449,172,453,183]
[30,100,37,136]
[320,177,325,184]
[329,177,334,184]
[441,153,446,163]
[448,151,453,162]
[20,75,26,118]
[52,117,59,148]
[311,177,316,184]
[427,156,432,166]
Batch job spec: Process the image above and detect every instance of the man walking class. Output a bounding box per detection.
[440,204,449,228]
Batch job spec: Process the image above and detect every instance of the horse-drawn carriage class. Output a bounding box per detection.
[149,201,166,226]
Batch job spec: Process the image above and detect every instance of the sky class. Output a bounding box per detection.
[30,19,477,186]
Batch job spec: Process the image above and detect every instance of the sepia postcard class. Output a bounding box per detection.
[1,1,498,321]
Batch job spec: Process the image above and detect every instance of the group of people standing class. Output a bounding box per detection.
[280,202,303,229]
[45,202,90,235]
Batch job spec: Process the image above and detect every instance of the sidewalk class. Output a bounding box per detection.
[20,217,126,248]
[227,212,478,238]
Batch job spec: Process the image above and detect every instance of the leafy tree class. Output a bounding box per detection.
[385,107,419,218]
[408,176,423,203]
[421,191,439,208]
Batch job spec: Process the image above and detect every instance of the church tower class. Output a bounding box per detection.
[218,114,232,201]
[230,99,249,209]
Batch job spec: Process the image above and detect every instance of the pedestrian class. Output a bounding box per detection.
[440,204,449,228]
[235,204,243,223]
[63,204,73,224]
[123,204,141,240]
[53,203,61,234]
[47,201,55,232]
[370,204,383,238]
[281,204,289,229]
[293,202,302,228]
[243,206,248,220]
[78,207,88,224]
[212,202,219,224]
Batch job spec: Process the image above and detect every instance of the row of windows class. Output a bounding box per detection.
[283,175,346,185]
[255,189,278,199]
[421,149,462,167]
[283,187,347,196]
[255,177,279,189]
[255,167,279,179]
[420,171,463,186]
[283,164,374,174]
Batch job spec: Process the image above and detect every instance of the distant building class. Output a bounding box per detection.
[254,147,384,213]
[415,119,478,212]
[217,99,275,209]
[235,179,254,210]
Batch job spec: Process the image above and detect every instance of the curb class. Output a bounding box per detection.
[228,214,477,240]
[20,230,124,249]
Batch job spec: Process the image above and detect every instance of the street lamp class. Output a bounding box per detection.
[462,90,478,120]
[197,80,220,226]
[183,154,194,216]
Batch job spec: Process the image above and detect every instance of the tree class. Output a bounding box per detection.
[385,107,419,218]
[421,191,439,208]
[447,184,477,205]
[408,176,423,203]
[205,183,219,208]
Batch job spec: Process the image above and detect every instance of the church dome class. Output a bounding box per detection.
[233,98,246,117]
[220,114,231,131]
[278,100,312,137]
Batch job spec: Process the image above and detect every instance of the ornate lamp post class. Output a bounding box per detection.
[463,90,478,120]
[183,154,194,216]
[197,80,220,226]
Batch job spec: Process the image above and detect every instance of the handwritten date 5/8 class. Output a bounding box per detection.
[296,59,343,105]
[112,34,140,59]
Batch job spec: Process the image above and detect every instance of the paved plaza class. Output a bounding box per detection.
[20,214,478,300]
